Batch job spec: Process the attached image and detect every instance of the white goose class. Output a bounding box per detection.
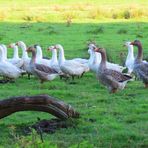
[88,44,125,73]
[124,41,135,74]
[88,44,101,73]
[124,41,147,74]
[47,46,61,73]
[55,44,89,79]
[7,43,24,69]
[34,45,51,67]
[16,41,32,77]
[0,45,21,79]
[54,44,89,69]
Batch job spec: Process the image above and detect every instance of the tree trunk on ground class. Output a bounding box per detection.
[0,95,79,120]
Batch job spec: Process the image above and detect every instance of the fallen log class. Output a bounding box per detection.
[0,95,79,120]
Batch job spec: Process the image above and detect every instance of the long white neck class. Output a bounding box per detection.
[0,47,5,62]
[88,49,95,65]
[95,52,101,64]
[1,45,7,60]
[13,46,19,59]
[58,45,65,65]
[51,49,58,64]
[20,43,29,59]
[127,45,134,60]
[36,46,43,59]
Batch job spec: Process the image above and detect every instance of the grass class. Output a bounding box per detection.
[0,21,148,148]
[0,0,148,147]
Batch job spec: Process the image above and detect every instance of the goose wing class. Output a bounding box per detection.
[35,63,58,74]
[104,69,132,82]
[134,62,148,81]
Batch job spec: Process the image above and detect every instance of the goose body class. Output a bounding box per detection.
[0,46,21,79]
[95,47,132,93]
[27,46,59,83]
[130,40,148,87]
[55,44,89,78]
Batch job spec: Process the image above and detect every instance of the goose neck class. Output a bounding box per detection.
[99,51,107,69]
[0,47,5,62]
[21,44,29,59]
[58,46,65,65]
[127,45,134,59]
[36,46,43,59]
[30,50,36,64]
[13,46,19,59]
[51,49,58,64]
[135,44,143,62]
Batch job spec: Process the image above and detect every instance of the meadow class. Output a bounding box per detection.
[0,0,148,147]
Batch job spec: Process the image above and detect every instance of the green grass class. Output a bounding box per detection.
[0,0,148,147]
[0,21,148,148]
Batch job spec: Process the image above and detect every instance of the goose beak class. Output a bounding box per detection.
[7,45,11,48]
[94,47,99,52]
[47,47,50,51]
[130,42,134,45]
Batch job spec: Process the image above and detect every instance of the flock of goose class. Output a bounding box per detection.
[0,40,147,93]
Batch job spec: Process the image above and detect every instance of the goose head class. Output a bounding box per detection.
[26,46,36,53]
[88,43,96,50]
[47,46,55,51]
[8,43,16,48]
[130,40,141,46]
[16,41,26,48]
[124,41,132,47]
[54,44,63,50]
[94,47,105,54]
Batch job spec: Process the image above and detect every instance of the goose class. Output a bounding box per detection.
[7,43,24,69]
[94,47,132,93]
[54,44,89,70]
[54,44,89,79]
[34,45,51,67]
[124,41,134,74]
[16,41,32,78]
[47,46,70,80]
[130,40,148,87]
[88,44,101,73]
[26,46,59,83]
[124,41,147,74]
[47,46,62,73]
[88,44,125,73]
[0,45,21,80]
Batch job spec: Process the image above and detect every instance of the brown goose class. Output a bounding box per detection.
[130,40,148,87]
[94,47,132,93]
[26,46,59,83]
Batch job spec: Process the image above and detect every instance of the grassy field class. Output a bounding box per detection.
[0,0,148,147]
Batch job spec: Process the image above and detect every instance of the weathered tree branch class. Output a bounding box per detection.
[0,95,79,120]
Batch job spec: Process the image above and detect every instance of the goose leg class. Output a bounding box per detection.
[72,75,75,81]
[145,83,148,88]
[110,88,117,94]
[80,72,85,78]
[28,73,31,79]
